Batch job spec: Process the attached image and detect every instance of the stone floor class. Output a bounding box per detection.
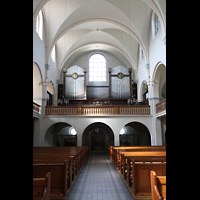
[66,152,134,200]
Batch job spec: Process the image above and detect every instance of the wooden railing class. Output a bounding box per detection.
[33,102,40,114]
[45,105,150,116]
[155,99,166,114]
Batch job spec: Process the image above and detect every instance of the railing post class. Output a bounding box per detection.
[114,106,118,115]
[78,107,82,115]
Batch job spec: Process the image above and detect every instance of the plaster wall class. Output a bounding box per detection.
[42,115,153,147]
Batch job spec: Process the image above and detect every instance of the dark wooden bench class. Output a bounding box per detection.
[33,172,51,200]
[118,151,166,173]
[33,147,88,199]
[33,160,71,199]
[126,157,166,186]
[130,159,166,199]
[150,171,166,200]
[109,146,166,165]
[109,146,166,199]
[33,147,88,177]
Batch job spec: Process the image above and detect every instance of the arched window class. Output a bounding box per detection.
[151,12,159,39]
[89,54,106,82]
[51,45,56,62]
[155,14,159,35]
[36,10,43,40]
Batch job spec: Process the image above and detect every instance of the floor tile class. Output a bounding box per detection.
[66,152,134,200]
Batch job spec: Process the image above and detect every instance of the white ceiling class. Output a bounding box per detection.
[33,0,166,80]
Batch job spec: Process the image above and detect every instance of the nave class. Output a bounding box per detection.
[66,152,133,200]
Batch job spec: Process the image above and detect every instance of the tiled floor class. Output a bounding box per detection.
[66,152,134,200]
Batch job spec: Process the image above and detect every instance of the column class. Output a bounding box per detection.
[62,68,67,98]
[129,68,133,97]
[83,68,87,99]
[108,68,112,98]
[149,97,163,145]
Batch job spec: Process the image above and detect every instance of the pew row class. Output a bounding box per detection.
[33,172,51,200]
[33,147,88,199]
[119,151,166,174]
[109,146,166,199]
[109,146,166,164]
[130,159,166,199]
[150,171,166,200]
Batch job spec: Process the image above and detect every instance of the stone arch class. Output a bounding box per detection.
[33,62,43,105]
[45,122,77,147]
[119,121,151,146]
[82,122,114,151]
[151,62,166,98]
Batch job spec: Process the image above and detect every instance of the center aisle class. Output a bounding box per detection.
[66,152,133,200]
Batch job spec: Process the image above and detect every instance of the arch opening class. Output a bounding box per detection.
[82,122,114,152]
[45,122,77,147]
[119,122,151,146]
[33,63,43,106]
[151,62,166,99]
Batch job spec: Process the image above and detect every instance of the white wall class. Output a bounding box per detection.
[42,115,153,147]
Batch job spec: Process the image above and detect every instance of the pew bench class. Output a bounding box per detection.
[33,160,71,199]
[118,151,166,173]
[33,155,77,179]
[109,146,166,162]
[126,157,166,186]
[150,171,166,200]
[33,147,88,199]
[33,172,51,200]
[129,159,166,199]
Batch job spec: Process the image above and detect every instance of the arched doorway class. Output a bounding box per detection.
[151,62,166,98]
[119,122,151,146]
[45,122,77,147]
[33,62,43,106]
[82,122,114,152]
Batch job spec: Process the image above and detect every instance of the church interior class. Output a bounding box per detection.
[33,0,166,199]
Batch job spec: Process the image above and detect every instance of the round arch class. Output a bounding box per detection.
[151,62,166,98]
[82,122,114,151]
[33,62,43,105]
[58,42,137,80]
[138,80,149,103]
[119,122,151,146]
[45,122,77,147]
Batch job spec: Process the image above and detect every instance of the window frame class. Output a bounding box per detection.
[36,10,43,40]
[88,53,108,86]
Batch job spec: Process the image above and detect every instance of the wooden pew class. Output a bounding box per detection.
[130,159,166,199]
[33,147,88,199]
[109,146,166,166]
[119,151,166,173]
[33,160,70,199]
[33,154,77,180]
[126,157,166,186]
[33,172,51,200]
[33,146,88,178]
[150,171,166,200]
[109,146,165,160]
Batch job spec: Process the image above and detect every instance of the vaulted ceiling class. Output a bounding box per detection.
[33,0,166,80]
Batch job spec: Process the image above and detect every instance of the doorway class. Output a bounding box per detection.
[82,122,114,152]
[119,122,151,146]
[45,123,77,147]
